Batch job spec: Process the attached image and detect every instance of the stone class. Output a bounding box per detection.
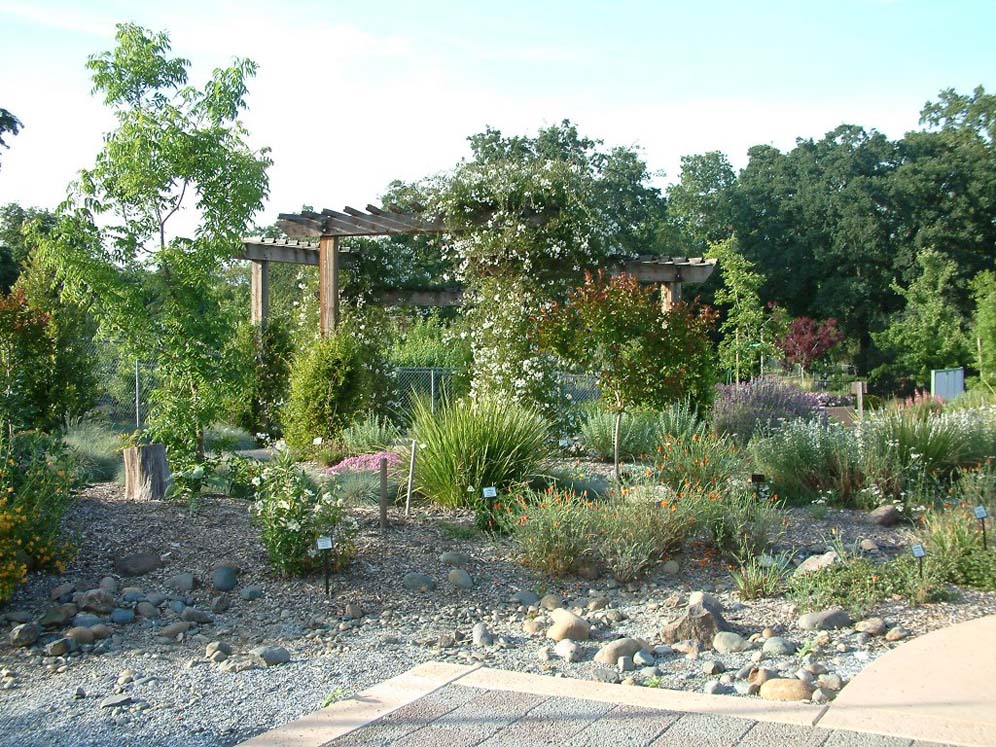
[159,621,191,639]
[511,590,539,606]
[181,608,213,624]
[554,639,581,662]
[110,609,135,625]
[344,603,364,619]
[439,551,470,566]
[591,668,620,684]
[99,577,119,594]
[91,624,113,640]
[45,638,74,657]
[206,641,232,662]
[688,591,724,616]
[540,593,564,611]
[78,589,116,614]
[536,646,553,662]
[74,687,86,700]
[795,668,816,684]
[869,505,901,527]
[66,626,94,645]
[703,660,725,676]
[212,565,238,592]
[617,656,635,672]
[661,603,727,645]
[146,592,167,606]
[114,552,162,577]
[251,645,290,666]
[546,608,590,642]
[885,626,909,642]
[633,650,655,667]
[859,538,880,553]
[166,572,196,593]
[747,667,777,687]
[794,551,841,577]
[662,559,680,575]
[210,595,230,614]
[817,673,844,691]
[72,613,102,628]
[522,619,545,635]
[472,622,494,647]
[594,637,651,666]
[760,678,815,702]
[100,694,133,709]
[812,687,832,704]
[40,604,77,629]
[122,590,146,603]
[587,596,609,611]
[4,610,32,624]
[240,585,263,601]
[220,657,261,673]
[735,681,760,696]
[854,617,886,635]
[168,600,186,614]
[712,631,748,654]
[447,568,473,590]
[50,582,75,601]
[704,680,729,695]
[402,573,435,592]
[9,623,40,647]
[762,636,797,656]
[798,607,853,631]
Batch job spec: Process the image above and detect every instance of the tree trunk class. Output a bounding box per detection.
[613,408,623,484]
[123,444,172,500]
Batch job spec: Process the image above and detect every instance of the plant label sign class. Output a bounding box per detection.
[911,544,926,558]
[316,535,333,551]
[482,486,498,499]
[975,506,988,520]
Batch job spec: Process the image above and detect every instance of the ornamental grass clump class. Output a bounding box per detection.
[410,396,553,529]
[712,377,823,443]
[579,407,659,461]
[751,419,863,505]
[340,414,401,456]
[251,450,356,576]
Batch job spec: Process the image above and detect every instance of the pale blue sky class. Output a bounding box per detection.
[1,0,993,229]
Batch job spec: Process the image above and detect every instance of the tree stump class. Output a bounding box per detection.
[123,444,171,500]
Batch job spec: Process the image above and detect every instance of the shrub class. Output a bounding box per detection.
[411,396,553,529]
[712,377,823,443]
[0,288,56,431]
[227,317,295,443]
[656,431,744,491]
[0,431,77,603]
[64,418,121,483]
[508,489,599,575]
[388,313,473,371]
[251,450,357,576]
[751,420,863,505]
[676,481,781,559]
[579,407,659,461]
[282,323,392,456]
[658,399,708,442]
[340,414,401,456]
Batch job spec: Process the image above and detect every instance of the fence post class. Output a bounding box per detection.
[134,360,141,431]
[379,456,388,530]
[430,368,436,414]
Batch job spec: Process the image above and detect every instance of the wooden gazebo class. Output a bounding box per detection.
[238,205,716,335]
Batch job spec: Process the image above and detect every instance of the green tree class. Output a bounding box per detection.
[707,237,772,383]
[38,23,270,462]
[0,109,21,169]
[872,250,971,389]
[971,271,996,391]
[665,151,736,254]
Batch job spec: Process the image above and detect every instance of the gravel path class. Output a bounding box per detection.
[2,482,994,747]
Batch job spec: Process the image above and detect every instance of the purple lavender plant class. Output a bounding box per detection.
[713,378,824,442]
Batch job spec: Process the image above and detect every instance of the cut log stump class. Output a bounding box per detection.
[123,444,171,500]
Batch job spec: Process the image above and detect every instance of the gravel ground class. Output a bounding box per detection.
[2,478,995,747]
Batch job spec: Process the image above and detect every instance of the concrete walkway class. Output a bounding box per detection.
[239,615,996,747]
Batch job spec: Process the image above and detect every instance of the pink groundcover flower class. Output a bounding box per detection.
[325,451,401,475]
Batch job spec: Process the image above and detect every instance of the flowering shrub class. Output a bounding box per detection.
[251,451,356,576]
[656,431,744,491]
[0,431,77,603]
[712,377,824,443]
[326,450,402,475]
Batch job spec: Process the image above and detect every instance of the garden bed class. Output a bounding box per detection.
[2,480,996,747]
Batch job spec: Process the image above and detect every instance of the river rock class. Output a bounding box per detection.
[523,619,545,635]
[44,638,74,657]
[40,604,77,629]
[439,551,470,567]
[885,626,909,641]
[110,608,135,625]
[869,505,901,526]
[402,573,435,592]
[748,667,777,687]
[688,591,724,616]
[212,565,238,592]
[855,617,886,636]
[472,622,494,647]
[78,589,115,614]
[180,607,213,624]
[447,568,473,589]
[554,639,582,662]
[661,603,727,645]
[540,594,564,611]
[114,552,162,577]
[511,590,539,606]
[797,607,853,631]
[251,645,290,666]
[159,621,191,639]
[66,626,94,645]
[98,577,118,595]
[794,551,841,577]
[546,608,590,642]
[760,678,815,701]
[9,623,40,647]
[100,694,133,709]
[240,586,263,601]
[166,572,196,593]
[211,595,230,614]
[50,582,75,601]
[594,637,651,666]
[762,636,797,656]
[712,631,747,654]
[90,624,113,640]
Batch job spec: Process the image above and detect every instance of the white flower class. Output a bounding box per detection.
[313,437,324,446]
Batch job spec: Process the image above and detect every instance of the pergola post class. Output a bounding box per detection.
[319,235,340,337]
[250,259,270,327]
[661,280,682,312]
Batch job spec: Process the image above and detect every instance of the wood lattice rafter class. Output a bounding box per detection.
[277,204,446,238]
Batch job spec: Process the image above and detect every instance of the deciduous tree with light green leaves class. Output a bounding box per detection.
[872,250,971,390]
[37,23,271,462]
[971,271,996,391]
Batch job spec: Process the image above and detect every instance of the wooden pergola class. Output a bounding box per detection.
[238,205,716,335]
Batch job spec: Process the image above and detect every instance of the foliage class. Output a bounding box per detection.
[579,407,659,461]
[655,431,744,491]
[64,419,122,483]
[282,320,392,457]
[219,454,263,501]
[972,271,996,391]
[0,108,21,165]
[690,482,782,559]
[751,420,864,505]
[707,238,773,383]
[732,555,789,600]
[340,414,401,456]
[409,395,552,529]
[37,23,270,465]
[712,377,824,443]
[0,431,77,603]
[872,250,971,390]
[251,450,356,576]
[387,313,473,370]
[777,317,845,377]
[657,399,708,442]
[0,288,56,433]
[227,316,295,443]
[326,450,402,475]
[665,151,736,254]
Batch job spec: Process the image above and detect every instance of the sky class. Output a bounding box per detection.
[1,0,994,231]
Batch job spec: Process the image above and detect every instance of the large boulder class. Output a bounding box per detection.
[661,603,728,645]
[546,608,590,642]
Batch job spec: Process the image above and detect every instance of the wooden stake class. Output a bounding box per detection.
[318,236,340,337]
[379,456,388,530]
[405,440,417,517]
[250,259,270,328]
